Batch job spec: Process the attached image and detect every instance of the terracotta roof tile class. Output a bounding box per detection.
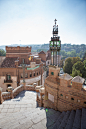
[38,51,46,55]
[72,76,85,84]
[60,73,73,80]
[1,57,18,68]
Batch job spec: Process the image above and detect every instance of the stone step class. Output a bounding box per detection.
[48,110,61,123]
[58,110,71,129]
[72,109,81,129]
[81,108,86,129]
[51,111,66,129]
[65,110,76,129]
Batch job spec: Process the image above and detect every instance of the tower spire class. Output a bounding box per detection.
[49,19,61,66]
[54,19,57,25]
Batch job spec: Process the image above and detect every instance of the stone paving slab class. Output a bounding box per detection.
[0,90,86,129]
[0,91,58,129]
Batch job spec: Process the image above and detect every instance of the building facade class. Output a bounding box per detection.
[44,66,86,112]
[0,46,44,92]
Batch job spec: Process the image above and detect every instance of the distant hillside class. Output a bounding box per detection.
[0,43,86,59]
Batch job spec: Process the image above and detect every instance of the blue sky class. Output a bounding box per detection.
[0,0,86,45]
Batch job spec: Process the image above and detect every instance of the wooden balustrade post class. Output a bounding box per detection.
[0,87,3,104]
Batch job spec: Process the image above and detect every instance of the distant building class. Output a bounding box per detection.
[0,46,44,92]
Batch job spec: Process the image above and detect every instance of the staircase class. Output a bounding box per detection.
[48,108,86,129]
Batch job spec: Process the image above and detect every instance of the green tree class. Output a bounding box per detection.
[82,59,86,78]
[82,52,86,61]
[0,49,6,56]
[72,68,82,77]
[71,61,83,77]
[63,57,72,74]
[63,57,80,74]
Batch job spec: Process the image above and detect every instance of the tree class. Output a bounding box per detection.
[71,61,83,77]
[0,49,6,56]
[63,57,72,74]
[72,68,82,77]
[82,59,86,78]
[82,52,86,61]
[63,57,80,74]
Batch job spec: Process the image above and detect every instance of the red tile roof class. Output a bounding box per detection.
[38,51,46,55]
[1,57,18,68]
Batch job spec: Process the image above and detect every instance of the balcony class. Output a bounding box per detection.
[4,80,13,83]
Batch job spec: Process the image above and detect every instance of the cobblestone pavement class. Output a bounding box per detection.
[0,91,86,129]
[0,91,58,129]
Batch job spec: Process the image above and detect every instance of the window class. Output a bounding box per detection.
[60,94,63,96]
[34,73,35,76]
[6,75,11,80]
[48,61,49,64]
[58,73,59,76]
[84,102,86,104]
[37,72,38,76]
[7,84,11,87]
[30,74,32,77]
[71,98,74,100]
[51,72,54,75]
[39,71,40,74]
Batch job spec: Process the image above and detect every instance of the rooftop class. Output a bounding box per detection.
[72,76,85,84]
[1,57,18,68]
[60,73,73,80]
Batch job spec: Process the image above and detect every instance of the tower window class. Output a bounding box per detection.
[60,94,63,96]
[71,98,74,100]
[51,72,54,75]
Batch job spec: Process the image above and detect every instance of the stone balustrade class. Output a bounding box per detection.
[36,86,45,107]
[2,92,11,101]
[0,82,39,104]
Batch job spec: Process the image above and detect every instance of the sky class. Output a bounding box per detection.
[0,0,86,46]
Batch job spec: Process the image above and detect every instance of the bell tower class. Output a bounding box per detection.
[44,19,61,110]
[49,19,61,66]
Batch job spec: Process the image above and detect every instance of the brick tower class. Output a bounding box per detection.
[44,19,61,110]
